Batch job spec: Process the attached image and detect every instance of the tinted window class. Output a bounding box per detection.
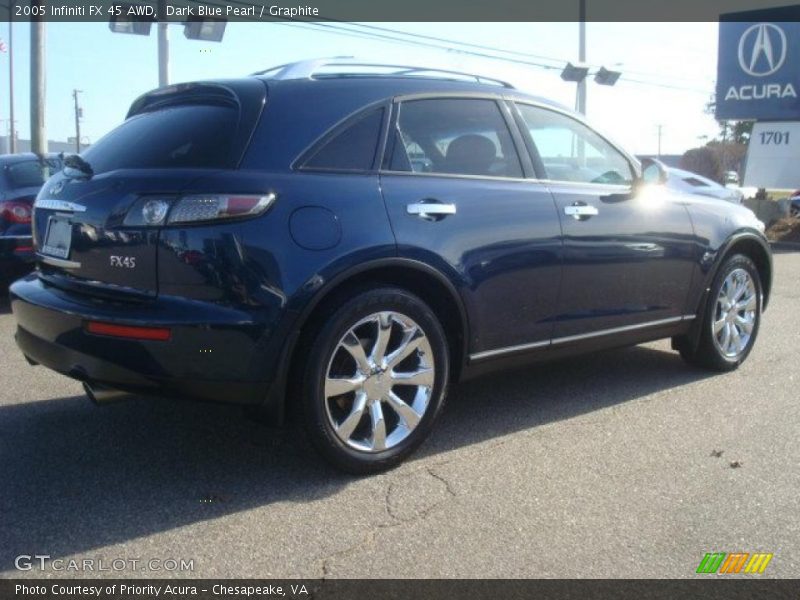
[82,104,238,173]
[517,104,633,185]
[389,99,522,178]
[304,109,384,171]
[5,159,61,189]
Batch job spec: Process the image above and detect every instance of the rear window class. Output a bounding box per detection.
[302,108,384,172]
[82,104,238,173]
[4,159,61,189]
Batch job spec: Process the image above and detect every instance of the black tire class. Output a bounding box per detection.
[679,254,762,371]
[299,286,450,474]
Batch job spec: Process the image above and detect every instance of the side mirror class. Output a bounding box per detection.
[640,157,667,185]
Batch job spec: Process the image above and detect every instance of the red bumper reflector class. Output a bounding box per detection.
[86,321,172,341]
[14,246,34,253]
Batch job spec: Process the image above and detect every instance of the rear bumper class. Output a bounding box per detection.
[9,275,289,407]
[0,235,35,277]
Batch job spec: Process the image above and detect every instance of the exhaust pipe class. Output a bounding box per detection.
[83,382,134,405]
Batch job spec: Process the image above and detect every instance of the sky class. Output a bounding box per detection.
[0,21,721,155]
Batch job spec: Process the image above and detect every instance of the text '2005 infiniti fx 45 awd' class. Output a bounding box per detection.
[10,60,772,473]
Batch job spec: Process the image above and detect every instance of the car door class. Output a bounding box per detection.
[379,96,562,357]
[514,102,697,340]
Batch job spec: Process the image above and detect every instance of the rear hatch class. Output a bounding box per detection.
[33,79,266,299]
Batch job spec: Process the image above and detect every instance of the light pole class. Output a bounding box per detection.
[72,89,83,153]
[109,9,226,88]
[30,19,46,155]
[157,0,169,86]
[8,20,15,153]
[576,0,586,115]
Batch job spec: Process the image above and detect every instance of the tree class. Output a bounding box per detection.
[681,146,723,183]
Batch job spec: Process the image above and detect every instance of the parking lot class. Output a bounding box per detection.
[0,249,797,579]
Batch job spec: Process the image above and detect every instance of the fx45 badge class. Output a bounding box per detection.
[110,256,136,269]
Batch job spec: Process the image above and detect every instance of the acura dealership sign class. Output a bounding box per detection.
[716,15,800,120]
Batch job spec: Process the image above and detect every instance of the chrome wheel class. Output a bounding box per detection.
[324,311,435,453]
[712,268,758,359]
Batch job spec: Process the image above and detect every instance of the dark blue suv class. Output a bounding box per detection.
[10,60,772,473]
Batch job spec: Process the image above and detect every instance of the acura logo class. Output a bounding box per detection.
[738,23,787,77]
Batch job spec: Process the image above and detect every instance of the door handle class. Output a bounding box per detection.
[564,203,599,220]
[626,242,659,252]
[407,202,457,220]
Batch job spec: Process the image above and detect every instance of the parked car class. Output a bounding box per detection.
[1,153,62,287]
[10,60,772,473]
[724,170,740,186]
[790,190,800,217]
[641,158,744,204]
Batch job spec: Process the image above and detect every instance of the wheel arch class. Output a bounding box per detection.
[714,231,773,310]
[276,258,470,422]
[678,230,772,355]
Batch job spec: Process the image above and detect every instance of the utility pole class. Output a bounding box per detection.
[157,0,169,86]
[72,89,82,153]
[657,124,663,157]
[9,21,16,153]
[576,0,587,115]
[30,19,46,155]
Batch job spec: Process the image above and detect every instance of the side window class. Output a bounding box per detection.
[303,108,384,171]
[516,104,633,185]
[388,98,523,178]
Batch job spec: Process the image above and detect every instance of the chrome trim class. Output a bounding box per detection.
[254,58,515,88]
[0,234,33,240]
[36,253,81,269]
[407,203,457,219]
[34,199,87,212]
[564,205,599,218]
[469,315,693,362]
[380,169,531,184]
[551,316,683,345]
[470,339,550,361]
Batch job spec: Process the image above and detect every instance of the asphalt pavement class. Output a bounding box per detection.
[1,251,798,579]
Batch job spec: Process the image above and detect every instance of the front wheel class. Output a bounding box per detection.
[679,254,762,371]
[300,287,449,474]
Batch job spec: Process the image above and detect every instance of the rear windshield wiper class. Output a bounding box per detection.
[63,153,93,178]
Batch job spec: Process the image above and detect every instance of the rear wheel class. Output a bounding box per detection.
[679,254,761,371]
[300,287,449,474]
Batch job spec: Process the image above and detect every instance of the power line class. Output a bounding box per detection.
[337,22,714,86]
[179,2,714,95]
[272,21,711,94]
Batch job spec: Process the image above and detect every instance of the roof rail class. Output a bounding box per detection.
[251,57,516,89]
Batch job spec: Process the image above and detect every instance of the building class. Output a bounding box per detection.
[0,136,77,155]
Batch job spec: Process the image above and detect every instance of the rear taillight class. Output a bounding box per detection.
[122,193,275,227]
[168,194,275,225]
[0,201,32,224]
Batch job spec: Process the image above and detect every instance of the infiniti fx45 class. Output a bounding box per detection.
[10,63,772,473]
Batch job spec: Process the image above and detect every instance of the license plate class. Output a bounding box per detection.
[41,217,72,259]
